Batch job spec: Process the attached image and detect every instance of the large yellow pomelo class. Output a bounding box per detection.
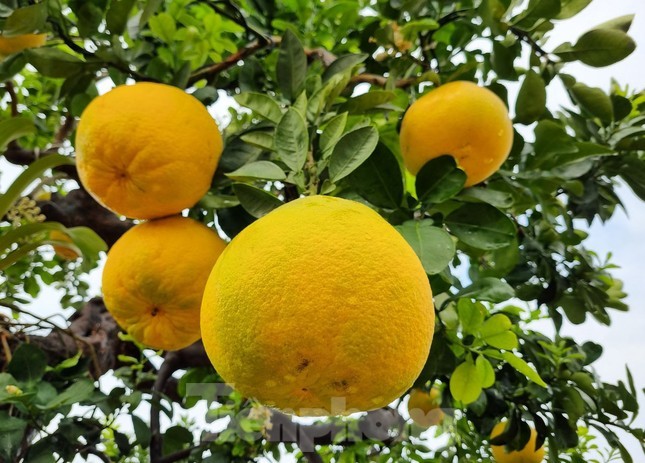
[399,81,513,187]
[102,216,226,351]
[490,422,545,463]
[201,195,434,416]
[407,387,444,427]
[0,33,46,56]
[76,83,223,220]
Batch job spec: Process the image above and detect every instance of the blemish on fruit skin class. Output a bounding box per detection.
[296,358,310,372]
[332,379,349,391]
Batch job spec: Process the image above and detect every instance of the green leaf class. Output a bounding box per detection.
[557,0,592,19]
[501,352,547,387]
[232,184,283,218]
[199,194,240,209]
[555,29,636,67]
[0,116,35,151]
[322,53,367,82]
[163,426,194,456]
[570,83,613,122]
[106,0,137,35]
[396,221,455,275]
[328,126,379,182]
[149,12,176,43]
[139,0,163,27]
[458,187,514,208]
[511,0,560,29]
[515,70,546,124]
[64,226,108,271]
[226,161,286,182]
[445,203,516,250]
[7,343,46,385]
[40,379,95,409]
[450,359,483,404]
[340,90,397,114]
[132,415,151,447]
[240,131,274,151]
[557,294,587,324]
[320,112,348,158]
[400,18,439,38]
[277,30,307,101]
[491,41,520,80]
[3,3,47,36]
[415,156,467,204]
[234,92,283,124]
[456,277,515,303]
[24,48,85,78]
[476,355,496,388]
[0,412,26,462]
[530,120,578,168]
[348,142,403,209]
[479,314,518,349]
[595,14,635,33]
[457,299,485,334]
[274,108,308,172]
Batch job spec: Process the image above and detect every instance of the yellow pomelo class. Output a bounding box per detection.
[103,216,226,351]
[490,422,545,463]
[76,83,223,220]
[0,33,47,56]
[201,195,434,416]
[49,230,80,260]
[399,81,513,187]
[407,387,444,427]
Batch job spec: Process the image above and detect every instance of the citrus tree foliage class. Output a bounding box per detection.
[1,0,645,462]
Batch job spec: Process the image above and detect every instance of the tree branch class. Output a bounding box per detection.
[38,188,134,248]
[4,80,18,116]
[349,73,416,89]
[510,26,552,60]
[150,352,182,463]
[188,37,274,85]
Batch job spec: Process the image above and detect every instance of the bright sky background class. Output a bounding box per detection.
[0,0,644,460]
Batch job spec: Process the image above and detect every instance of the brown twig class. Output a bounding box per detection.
[510,26,552,61]
[349,73,417,88]
[156,433,219,463]
[188,35,338,86]
[5,81,19,116]
[150,352,181,463]
[188,37,274,85]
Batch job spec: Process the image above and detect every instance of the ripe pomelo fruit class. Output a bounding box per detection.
[76,83,223,220]
[102,216,226,351]
[490,422,545,463]
[399,81,513,187]
[49,230,80,260]
[201,195,434,416]
[0,33,47,56]
[408,387,444,427]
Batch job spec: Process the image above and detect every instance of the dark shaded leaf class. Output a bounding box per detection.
[515,70,546,124]
[7,343,46,385]
[415,156,467,204]
[232,184,283,218]
[348,142,403,209]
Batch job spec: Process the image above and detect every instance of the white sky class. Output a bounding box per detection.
[0,0,644,460]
